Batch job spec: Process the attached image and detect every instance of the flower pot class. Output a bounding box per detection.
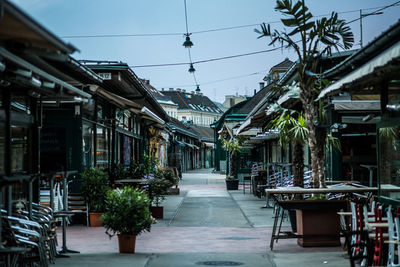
[117,234,136,253]
[150,206,163,219]
[89,212,103,227]
[225,179,239,190]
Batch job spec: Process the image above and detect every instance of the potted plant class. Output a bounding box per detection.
[148,172,170,219]
[160,169,179,194]
[225,175,239,190]
[221,138,240,190]
[101,186,153,253]
[81,168,110,227]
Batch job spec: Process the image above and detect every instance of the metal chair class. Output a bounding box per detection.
[387,206,400,266]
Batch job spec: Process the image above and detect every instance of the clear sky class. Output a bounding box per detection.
[10,0,400,103]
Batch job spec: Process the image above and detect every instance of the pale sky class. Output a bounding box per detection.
[11,0,400,103]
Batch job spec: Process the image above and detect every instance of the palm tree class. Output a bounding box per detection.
[268,110,308,187]
[256,0,354,187]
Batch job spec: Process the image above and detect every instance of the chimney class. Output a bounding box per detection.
[177,88,181,92]
[254,89,256,96]
[259,82,265,90]
[162,88,164,91]
[169,88,174,91]
[182,89,186,93]
[146,80,150,85]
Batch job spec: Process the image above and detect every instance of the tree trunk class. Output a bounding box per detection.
[316,128,328,188]
[230,152,236,178]
[293,142,304,188]
[303,104,319,188]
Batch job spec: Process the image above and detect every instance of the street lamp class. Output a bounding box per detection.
[188,63,195,73]
[359,10,383,47]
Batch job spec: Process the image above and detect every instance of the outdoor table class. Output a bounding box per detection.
[265,185,379,250]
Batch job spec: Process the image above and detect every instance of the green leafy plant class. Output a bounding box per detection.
[143,153,158,176]
[266,110,308,188]
[148,176,170,207]
[108,163,129,181]
[158,169,179,188]
[81,168,110,212]
[128,160,145,179]
[101,186,153,237]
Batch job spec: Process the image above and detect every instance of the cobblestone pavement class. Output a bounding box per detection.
[54,169,349,267]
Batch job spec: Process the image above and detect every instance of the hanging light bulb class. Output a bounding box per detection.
[188,63,195,73]
[183,34,193,48]
[195,85,200,92]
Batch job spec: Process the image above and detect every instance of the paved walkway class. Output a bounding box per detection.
[54,169,349,267]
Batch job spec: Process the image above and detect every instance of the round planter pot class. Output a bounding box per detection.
[117,234,136,253]
[89,212,103,227]
[225,179,239,190]
[150,206,164,219]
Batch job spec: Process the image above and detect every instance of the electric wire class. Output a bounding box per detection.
[346,0,400,24]
[160,69,268,88]
[130,44,292,68]
[60,3,400,39]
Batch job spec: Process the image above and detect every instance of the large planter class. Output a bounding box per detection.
[117,234,136,253]
[294,200,347,247]
[150,206,164,219]
[89,212,103,227]
[225,179,239,190]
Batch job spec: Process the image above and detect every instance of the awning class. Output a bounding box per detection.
[141,106,165,125]
[94,87,141,112]
[175,140,185,147]
[332,100,380,111]
[318,40,400,99]
[236,118,251,134]
[183,142,194,149]
[204,142,214,148]
[0,47,91,99]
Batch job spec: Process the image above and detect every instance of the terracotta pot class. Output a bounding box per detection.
[89,212,103,227]
[117,234,136,253]
[150,206,164,219]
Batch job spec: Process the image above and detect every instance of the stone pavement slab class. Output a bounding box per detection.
[53,169,349,267]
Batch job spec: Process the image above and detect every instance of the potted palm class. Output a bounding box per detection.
[101,186,153,253]
[81,168,110,227]
[221,138,240,190]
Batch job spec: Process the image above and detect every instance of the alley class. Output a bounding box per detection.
[53,169,348,267]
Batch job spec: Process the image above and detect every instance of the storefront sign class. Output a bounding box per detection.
[98,73,112,80]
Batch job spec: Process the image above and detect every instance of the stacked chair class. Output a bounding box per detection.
[346,200,400,266]
[1,202,58,266]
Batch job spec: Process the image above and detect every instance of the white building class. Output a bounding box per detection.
[162,87,223,127]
